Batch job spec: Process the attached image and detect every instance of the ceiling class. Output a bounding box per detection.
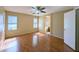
[1,6,78,16]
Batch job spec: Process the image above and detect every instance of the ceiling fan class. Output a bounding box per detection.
[32,6,46,14]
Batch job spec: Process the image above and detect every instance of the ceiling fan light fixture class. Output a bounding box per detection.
[32,6,46,15]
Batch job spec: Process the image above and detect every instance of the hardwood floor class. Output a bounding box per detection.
[1,32,73,52]
[64,44,74,52]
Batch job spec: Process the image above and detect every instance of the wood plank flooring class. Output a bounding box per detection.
[1,32,73,52]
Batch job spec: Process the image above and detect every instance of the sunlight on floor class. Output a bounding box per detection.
[32,35,38,47]
[35,32,45,36]
[1,38,19,51]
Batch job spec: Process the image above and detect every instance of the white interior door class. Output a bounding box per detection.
[64,10,76,50]
[0,13,5,50]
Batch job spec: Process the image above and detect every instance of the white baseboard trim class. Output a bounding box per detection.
[50,34,64,39]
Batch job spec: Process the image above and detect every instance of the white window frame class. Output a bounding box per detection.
[8,15,18,31]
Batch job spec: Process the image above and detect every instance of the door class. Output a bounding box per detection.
[0,13,5,50]
[45,16,51,34]
[64,10,76,50]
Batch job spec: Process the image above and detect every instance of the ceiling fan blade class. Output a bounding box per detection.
[40,7,45,10]
[37,6,45,10]
[41,11,46,13]
[32,7,35,9]
[36,6,41,10]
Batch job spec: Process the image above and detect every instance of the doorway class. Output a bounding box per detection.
[45,16,51,35]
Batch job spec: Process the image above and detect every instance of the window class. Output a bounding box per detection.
[33,17,37,28]
[39,17,43,30]
[8,16,17,31]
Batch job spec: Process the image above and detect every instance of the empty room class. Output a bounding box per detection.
[0,6,79,52]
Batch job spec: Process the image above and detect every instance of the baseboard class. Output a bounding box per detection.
[51,34,64,40]
[64,43,75,52]
[5,31,35,39]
